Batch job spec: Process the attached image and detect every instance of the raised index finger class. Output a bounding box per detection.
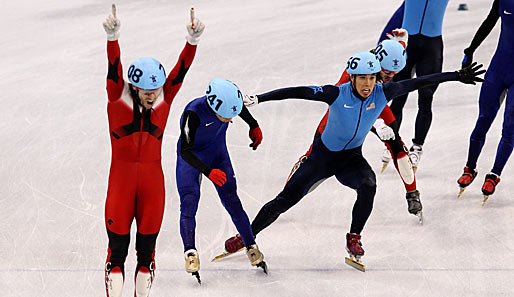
[112,3,117,18]
[190,6,195,23]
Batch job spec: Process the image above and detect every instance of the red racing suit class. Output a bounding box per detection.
[104,40,196,272]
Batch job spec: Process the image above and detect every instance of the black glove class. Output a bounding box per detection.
[456,62,486,85]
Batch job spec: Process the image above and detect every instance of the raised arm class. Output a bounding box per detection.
[163,7,205,104]
[462,0,500,68]
[255,85,340,105]
[383,63,485,101]
[103,4,124,101]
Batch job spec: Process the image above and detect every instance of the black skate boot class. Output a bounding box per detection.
[406,190,423,224]
[481,173,500,206]
[457,166,478,197]
[345,233,365,272]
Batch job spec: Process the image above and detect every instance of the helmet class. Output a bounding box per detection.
[374,40,406,72]
[127,57,166,89]
[346,52,381,75]
[205,78,243,118]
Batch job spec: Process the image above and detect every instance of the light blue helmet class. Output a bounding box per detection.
[206,78,243,119]
[128,57,166,89]
[346,52,381,75]
[374,40,406,72]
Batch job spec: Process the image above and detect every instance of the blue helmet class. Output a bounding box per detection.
[128,57,166,89]
[374,40,406,72]
[206,78,243,119]
[346,52,381,75]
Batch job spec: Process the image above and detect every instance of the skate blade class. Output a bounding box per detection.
[380,161,389,173]
[457,187,466,198]
[345,257,365,272]
[482,195,489,206]
[257,261,268,275]
[416,211,423,225]
[211,247,245,262]
[191,271,201,285]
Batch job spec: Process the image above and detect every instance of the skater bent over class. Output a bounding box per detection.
[176,79,267,283]
[102,5,204,297]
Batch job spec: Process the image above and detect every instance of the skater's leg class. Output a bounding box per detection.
[383,120,417,191]
[214,149,256,247]
[334,149,376,234]
[412,35,443,146]
[133,161,164,296]
[104,161,137,297]
[466,78,505,169]
[491,86,514,175]
[251,139,334,236]
[176,157,202,252]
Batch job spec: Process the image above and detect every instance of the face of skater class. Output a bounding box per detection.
[216,114,233,123]
[379,68,398,83]
[350,74,377,98]
[134,86,163,109]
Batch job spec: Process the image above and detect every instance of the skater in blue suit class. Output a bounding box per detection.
[236,52,484,270]
[176,78,267,282]
[387,0,450,170]
[457,0,514,203]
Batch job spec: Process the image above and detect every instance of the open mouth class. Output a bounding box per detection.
[361,88,371,96]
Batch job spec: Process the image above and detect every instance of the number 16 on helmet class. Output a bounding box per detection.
[206,78,243,119]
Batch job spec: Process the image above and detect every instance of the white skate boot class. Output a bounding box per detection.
[105,263,124,297]
[409,144,423,172]
[135,263,154,297]
[246,244,268,274]
[185,249,201,284]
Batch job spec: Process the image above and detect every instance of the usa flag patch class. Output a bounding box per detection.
[366,102,375,110]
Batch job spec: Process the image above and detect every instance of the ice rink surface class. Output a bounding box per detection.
[1,0,513,296]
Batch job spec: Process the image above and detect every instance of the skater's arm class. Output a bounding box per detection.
[464,0,500,56]
[383,62,485,100]
[257,85,340,105]
[377,1,405,44]
[162,42,197,104]
[103,4,124,102]
[163,7,204,104]
[238,106,259,129]
[239,106,262,150]
[179,110,212,176]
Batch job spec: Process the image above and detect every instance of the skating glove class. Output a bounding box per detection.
[461,48,473,68]
[208,169,227,186]
[249,126,263,150]
[243,94,259,107]
[103,4,121,41]
[386,28,408,48]
[374,118,395,141]
[186,7,205,45]
[456,62,485,85]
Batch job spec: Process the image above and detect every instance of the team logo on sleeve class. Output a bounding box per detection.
[309,86,323,94]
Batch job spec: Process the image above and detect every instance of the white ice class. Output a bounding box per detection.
[1,0,513,296]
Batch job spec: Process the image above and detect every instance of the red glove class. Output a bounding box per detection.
[208,169,227,186]
[249,127,263,150]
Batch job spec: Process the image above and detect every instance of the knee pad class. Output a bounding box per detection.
[107,229,130,273]
[135,232,158,272]
[397,152,415,184]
